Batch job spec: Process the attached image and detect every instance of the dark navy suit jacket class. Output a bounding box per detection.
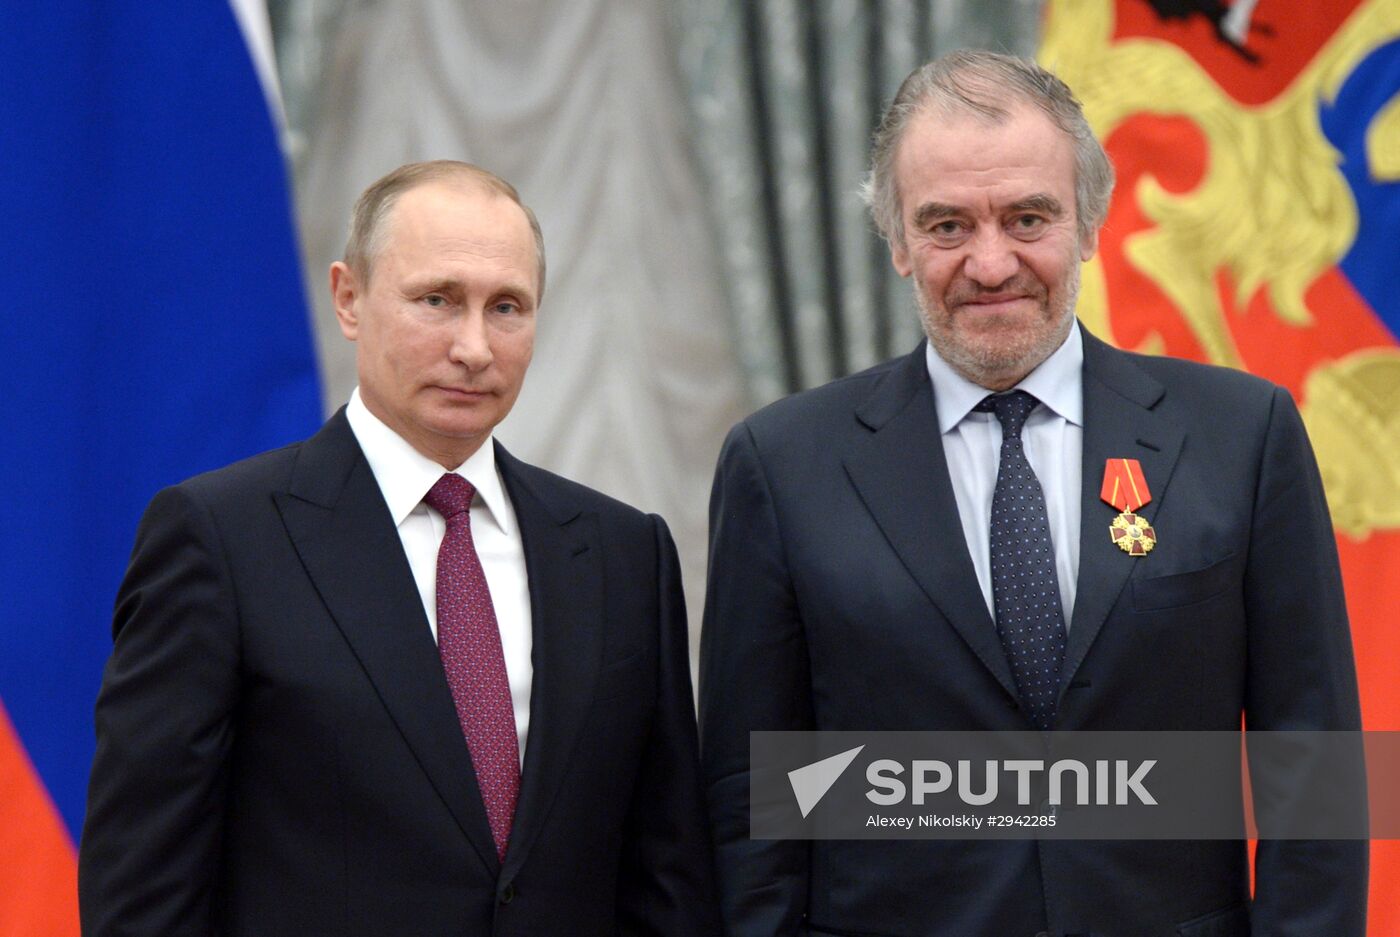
[700,328,1365,937]
[80,410,720,937]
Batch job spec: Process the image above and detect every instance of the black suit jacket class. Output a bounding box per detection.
[80,410,719,937]
[700,329,1365,937]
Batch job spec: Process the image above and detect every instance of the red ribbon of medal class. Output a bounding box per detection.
[1100,458,1156,555]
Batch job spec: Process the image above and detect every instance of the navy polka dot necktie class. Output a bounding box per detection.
[975,391,1066,730]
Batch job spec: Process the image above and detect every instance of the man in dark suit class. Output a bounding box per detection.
[700,52,1365,936]
[80,160,719,936]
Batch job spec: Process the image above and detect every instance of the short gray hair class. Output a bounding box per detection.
[862,50,1114,248]
[344,159,547,301]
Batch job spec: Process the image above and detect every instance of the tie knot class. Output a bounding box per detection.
[975,390,1039,438]
[425,473,476,519]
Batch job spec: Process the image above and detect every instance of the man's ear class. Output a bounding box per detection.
[1079,228,1099,263]
[330,262,361,340]
[890,236,912,278]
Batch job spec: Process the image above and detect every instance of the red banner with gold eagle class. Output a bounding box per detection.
[1041,1,1400,931]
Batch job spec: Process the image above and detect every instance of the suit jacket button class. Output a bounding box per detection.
[499,883,517,905]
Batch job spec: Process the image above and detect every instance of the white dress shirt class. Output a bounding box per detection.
[926,321,1084,627]
[346,388,533,763]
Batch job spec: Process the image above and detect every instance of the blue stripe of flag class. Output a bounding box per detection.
[0,1,323,839]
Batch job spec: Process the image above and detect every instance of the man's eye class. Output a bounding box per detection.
[492,302,520,315]
[931,221,961,236]
[422,294,447,307]
[1012,215,1045,231]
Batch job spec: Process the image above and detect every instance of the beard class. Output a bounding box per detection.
[915,262,1081,391]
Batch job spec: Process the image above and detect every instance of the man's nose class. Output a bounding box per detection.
[962,230,1020,287]
[448,311,493,371]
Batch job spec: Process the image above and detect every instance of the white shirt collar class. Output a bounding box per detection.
[925,318,1085,433]
[344,387,515,536]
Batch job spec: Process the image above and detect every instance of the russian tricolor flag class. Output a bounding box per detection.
[0,3,321,930]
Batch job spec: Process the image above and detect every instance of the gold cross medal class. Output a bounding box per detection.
[1100,458,1156,555]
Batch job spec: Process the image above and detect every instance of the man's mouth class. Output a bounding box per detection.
[434,385,493,398]
[956,293,1033,311]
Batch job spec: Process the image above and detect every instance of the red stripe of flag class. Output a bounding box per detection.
[0,700,79,936]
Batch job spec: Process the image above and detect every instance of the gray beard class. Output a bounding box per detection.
[917,263,1080,390]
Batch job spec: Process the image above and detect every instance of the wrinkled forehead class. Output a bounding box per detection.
[894,102,1076,201]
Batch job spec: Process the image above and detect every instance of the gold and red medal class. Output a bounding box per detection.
[1100,458,1156,555]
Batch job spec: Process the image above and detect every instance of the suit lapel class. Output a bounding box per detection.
[273,411,502,877]
[1061,331,1184,695]
[493,446,602,879]
[843,349,1020,702]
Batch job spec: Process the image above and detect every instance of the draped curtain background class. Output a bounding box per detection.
[267,0,1045,646]
[673,0,1043,402]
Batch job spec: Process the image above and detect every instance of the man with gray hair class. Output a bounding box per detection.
[81,160,720,936]
[701,51,1364,935]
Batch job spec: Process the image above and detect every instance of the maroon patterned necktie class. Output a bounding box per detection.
[424,473,520,862]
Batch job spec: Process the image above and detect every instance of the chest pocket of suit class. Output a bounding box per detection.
[594,648,648,701]
[1131,553,1240,611]
[1175,901,1250,936]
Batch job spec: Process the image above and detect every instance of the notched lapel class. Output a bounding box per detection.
[494,449,602,878]
[274,413,501,876]
[842,351,1020,702]
[1062,337,1185,697]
